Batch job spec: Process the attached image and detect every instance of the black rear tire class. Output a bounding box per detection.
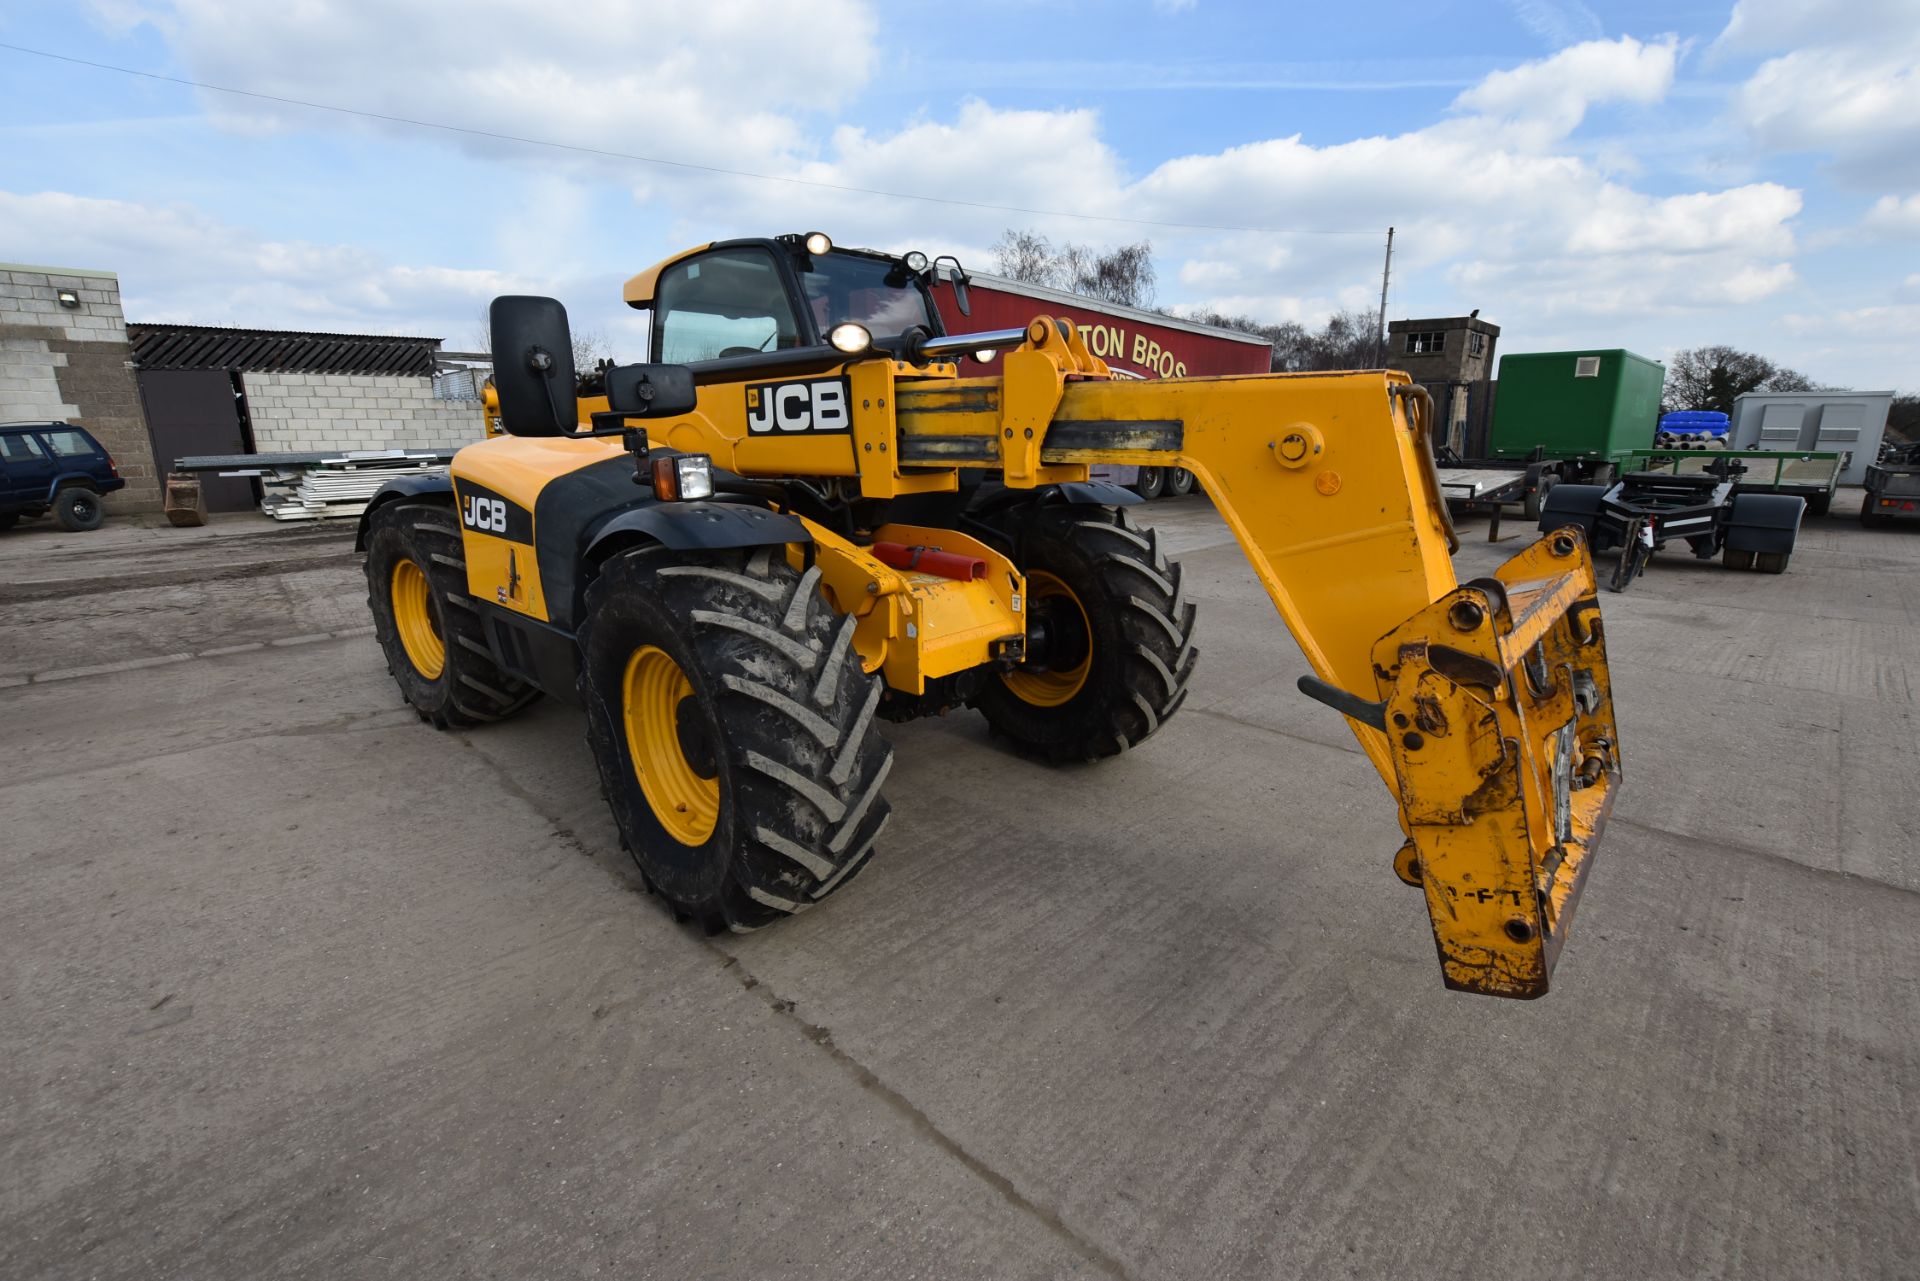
[1132,467,1166,500]
[1523,473,1558,522]
[53,487,104,532]
[973,506,1198,761]
[1859,501,1888,528]
[1167,467,1197,496]
[578,545,893,931]
[1723,547,1755,570]
[363,500,541,728]
[1756,551,1790,574]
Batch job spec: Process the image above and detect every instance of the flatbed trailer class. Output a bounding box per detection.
[1434,448,1627,539]
[1620,448,1842,514]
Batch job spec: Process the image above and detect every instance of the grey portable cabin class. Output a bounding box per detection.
[1729,390,1893,487]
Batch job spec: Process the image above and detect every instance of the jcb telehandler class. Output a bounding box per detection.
[357,232,1623,998]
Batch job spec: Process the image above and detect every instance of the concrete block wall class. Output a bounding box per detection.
[0,265,161,510]
[241,372,483,454]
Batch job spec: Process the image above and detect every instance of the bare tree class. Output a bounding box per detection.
[1664,346,1823,416]
[470,303,495,355]
[571,328,612,373]
[1073,241,1156,307]
[994,229,1156,307]
[994,230,1057,285]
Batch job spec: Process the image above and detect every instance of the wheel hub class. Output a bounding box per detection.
[389,558,446,680]
[621,645,720,846]
[1003,570,1092,707]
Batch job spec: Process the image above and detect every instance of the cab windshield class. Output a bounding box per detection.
[799,253,937,344]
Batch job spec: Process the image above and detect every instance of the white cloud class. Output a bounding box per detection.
[1715,0,1918,54]
[1453,35,1677,141]
[0,189,539,336]
[1719,0,1920,185]
[1864,194,1920,237]
[99,0,879,178]
[35,17,1821,375]
[1505,0,1604,48]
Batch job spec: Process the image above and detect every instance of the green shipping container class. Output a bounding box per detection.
[1488,349,1664,461]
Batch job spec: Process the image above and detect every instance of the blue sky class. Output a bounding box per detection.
[2,0,1916,389]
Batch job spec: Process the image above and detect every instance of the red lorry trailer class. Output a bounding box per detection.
[928,273,1273,497]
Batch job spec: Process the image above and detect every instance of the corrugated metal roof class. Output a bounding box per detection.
[127,323,443,376]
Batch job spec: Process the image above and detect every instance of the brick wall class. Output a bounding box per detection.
[0,265,161,511]
[241,372,483,454]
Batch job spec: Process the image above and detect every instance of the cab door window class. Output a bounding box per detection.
[654,248,804,363]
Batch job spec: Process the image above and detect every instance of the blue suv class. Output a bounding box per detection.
[0,421,126,532]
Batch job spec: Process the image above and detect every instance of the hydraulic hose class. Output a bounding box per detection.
[1392,382,1461,554]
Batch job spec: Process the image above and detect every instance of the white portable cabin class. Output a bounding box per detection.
[1729,390,1893,487]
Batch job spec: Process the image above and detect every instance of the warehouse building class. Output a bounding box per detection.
[0,263,162,511]
[124,324,483,512]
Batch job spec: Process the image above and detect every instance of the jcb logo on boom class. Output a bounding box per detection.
[745,378,851,435]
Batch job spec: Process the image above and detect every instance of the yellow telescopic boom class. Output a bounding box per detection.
[884,318,1621,998]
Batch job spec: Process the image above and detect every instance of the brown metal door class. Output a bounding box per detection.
[136,370,257,512]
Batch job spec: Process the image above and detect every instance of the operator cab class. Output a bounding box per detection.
[626,234,964,368]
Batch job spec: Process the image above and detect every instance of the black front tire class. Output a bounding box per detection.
[1723,547,1756,570]
[363,500,541,727]
[973,507,1198,762]
[578,546,893,931]
[1756,551,1790,574]
[53,487,104,532]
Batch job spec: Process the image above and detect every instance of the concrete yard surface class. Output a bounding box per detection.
[3,495,1918,1279]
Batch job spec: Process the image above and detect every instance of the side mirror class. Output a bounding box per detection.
[489,295,578,436]
[936,255,971,317]
[603,363,698,419]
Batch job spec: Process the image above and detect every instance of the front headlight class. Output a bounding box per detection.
[828,322,873,355]
[804,231,833,256]
[651,453,713,501]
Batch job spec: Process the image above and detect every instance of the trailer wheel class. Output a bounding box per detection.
[1723,547,1756,570]
[364,500,541,727]
[1859,501,1888,529]
[1523,473,1558,522]
[578,545,892,931]
[1167,467,1197,497]
[1806,493,1831,518]
[974,507,1197,761]
[1756,551,1790,574]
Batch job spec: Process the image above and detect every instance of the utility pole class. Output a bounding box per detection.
[1373,226,1394,368]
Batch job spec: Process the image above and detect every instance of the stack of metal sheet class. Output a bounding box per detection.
[255,453,450,522]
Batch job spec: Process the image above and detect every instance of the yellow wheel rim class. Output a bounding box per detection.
[622,645,720,846]
[390,558,445,680]
[1002,571,1092,707]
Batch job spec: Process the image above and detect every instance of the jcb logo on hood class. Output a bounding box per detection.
[453,480,533,542]
[746,378,851,435]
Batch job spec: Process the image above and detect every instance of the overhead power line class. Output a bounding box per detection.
[0,41,1379,237]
